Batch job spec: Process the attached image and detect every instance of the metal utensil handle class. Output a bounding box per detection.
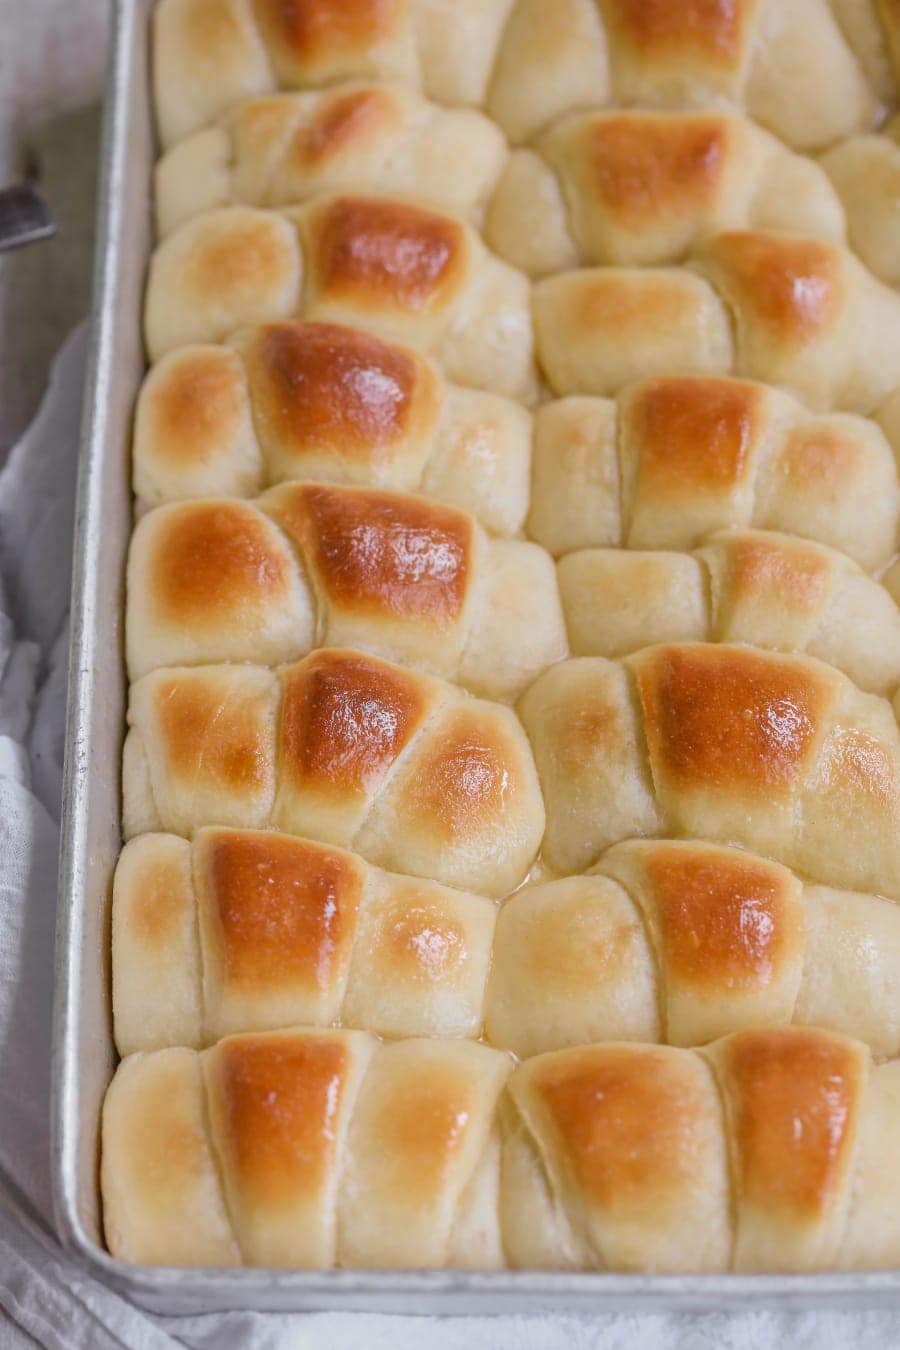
[0,183,56,253]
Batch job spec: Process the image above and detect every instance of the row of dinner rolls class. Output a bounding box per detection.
[157,82,900,296]
[156,94,846,263]
[520,642,900,898]
[145,199,900,413]
[126,484,567,698]
[127,486,900,695]
[144,196,536,400]
[113,828,900,1060]
[134,325,900,572]
[153,0,900,153]
[558,528,900,696]
[102,1023,900,1272]
[122,642,900,902]
[122,647,545,897]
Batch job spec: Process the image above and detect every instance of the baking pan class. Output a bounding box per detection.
[50,0,900,1314]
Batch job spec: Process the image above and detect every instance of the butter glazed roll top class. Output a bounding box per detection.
[103,1026,900,1271]
[115,829,900,1062]
[487,838,900,1059]
[102,1028,512,1269]
[126,483,567,697]
[143,196,536,401]
[518,643,900,897]
[113,828,497,1054]
[123,649,544,896]
[133,321,532,536]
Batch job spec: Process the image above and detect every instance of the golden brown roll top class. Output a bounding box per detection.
[154,0,888,153]
[518,643,900,897]
[105,1025,900,1271]
[528,375,900,570]
[102,1028,512,1268]
[155,83,507,237]
[558,528,900,696]
[487,838,900,1059]
[534,230,900,412]
[133,321,532,536]
[113,828,496,1054]
[505,1039,731,1272]
[508,1027,874,1273]
[486,109,845,277]
[144,196,536,402]
[123,649,545,897]
[522,1028,882,1273]
[705,1028,866,1271]
[126,483,566,697]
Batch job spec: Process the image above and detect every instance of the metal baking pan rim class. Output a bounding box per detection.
[50,0,900,1314]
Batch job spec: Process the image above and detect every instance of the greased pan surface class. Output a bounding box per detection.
[50,0,900,1314]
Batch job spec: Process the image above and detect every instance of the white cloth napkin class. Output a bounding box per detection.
[1,327,899,1349]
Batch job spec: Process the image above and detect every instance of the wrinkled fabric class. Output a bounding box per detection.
[1,327,899,1347]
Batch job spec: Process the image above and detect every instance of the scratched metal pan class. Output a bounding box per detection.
[49,0,900,1315]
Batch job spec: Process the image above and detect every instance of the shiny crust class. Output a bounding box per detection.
[130,1,900,1280]
[307,195,469,315]
[519,644,900,898]
[203,1027,371,1266]
[145,498,293,621]
[125,651,543,896]
[155,0,889,151]
[114,827,497,1050]
[266,482,473,628]
[703,230,842,344]
[104,1025,900,1271]
[154,83,508,236]
[506,1038,731,1271]
[558,527,900,695]
[153,666,277,804]
[706,1027,868,1269]
[634,643,829,800]
[533,231,900,411]
[626,375,762,502]
[526,373,898,569]
[277,648,439,807]
[127,482,566,696]
[484,109,844,277]
[237,320,441,466]
[640,844,800,995]
[565,112,734,224]
[104,1029,512,1268]
[144,199,536,400]
[133,320,533,538]
[199,828,366,1006]
[119,830,900,1060]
